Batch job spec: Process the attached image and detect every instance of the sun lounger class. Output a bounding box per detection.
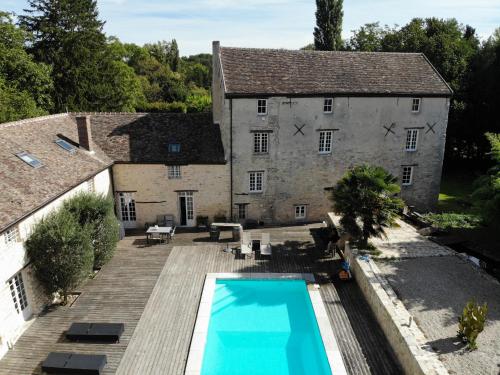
[66,323,124,342]
[41,352,107,375]
[240,232,252,258]
[260,233,272,257]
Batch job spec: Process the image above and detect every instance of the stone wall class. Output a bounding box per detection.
[112,163,230,227]
[220,96,449,223]
[346,243,449,375]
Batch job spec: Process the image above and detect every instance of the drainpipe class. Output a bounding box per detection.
[230,98,233,221]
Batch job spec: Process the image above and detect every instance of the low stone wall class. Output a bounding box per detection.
[345,243,448,375]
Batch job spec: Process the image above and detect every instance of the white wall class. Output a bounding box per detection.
[0,168,112,359]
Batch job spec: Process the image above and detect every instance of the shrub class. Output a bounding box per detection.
[457,300,488,350]
[423,212,482,229]
[26,209,93,304]
[213,211,227,223]
[64,193,119,268]
[165,101,187,113]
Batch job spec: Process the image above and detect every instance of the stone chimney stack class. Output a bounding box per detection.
[76,116,93,152]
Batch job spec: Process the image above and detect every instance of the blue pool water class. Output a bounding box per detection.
[201,279,332,375]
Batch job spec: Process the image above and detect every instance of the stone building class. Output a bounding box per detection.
[0,112,227,359]
[212,42,453,224]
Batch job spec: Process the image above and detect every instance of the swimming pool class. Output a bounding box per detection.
[186,274,346,375]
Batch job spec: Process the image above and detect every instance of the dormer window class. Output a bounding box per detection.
[411,98,421,112]
[323,98,333,113]
[257,99,267,115]
[168,143,181,153]
[16,151,43,168]
[55,138,76,154]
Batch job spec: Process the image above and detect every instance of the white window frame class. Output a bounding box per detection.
[253,132,269,154]
[237,204,247,220]
[168,165,182,179]
[257,99,267,115]
[8,272,29,314]
[402,166,414,186]
[318,130,333,154]
[411,98,421,113]
[405,129,419,151]
[249,171,264,193]
[323,98,333,113]
[4,226,20,246]
[295,205,307,220]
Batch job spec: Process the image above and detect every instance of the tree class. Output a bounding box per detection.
[63,193,120,268]
[19,0,141,112]
[472,133,500,228]
[313,0,343,51]
[346,22,389,52]
[26,209,93,304]
[331,165,403,247]
[0,11,52,121]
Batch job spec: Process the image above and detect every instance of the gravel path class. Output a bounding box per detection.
[376,256,500,375]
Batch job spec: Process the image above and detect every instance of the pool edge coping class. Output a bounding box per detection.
[184,272,348,375]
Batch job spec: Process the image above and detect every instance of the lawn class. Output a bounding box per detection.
[424,171,481,229]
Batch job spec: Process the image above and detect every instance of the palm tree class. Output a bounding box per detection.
[330,165,404,248]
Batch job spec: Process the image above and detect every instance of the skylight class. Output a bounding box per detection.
[55,138,76,154]
[16,152,43,168]
[168,143,181,153]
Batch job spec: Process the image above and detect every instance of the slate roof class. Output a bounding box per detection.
[85,112,225,164]
[0,114,113,232]
[219,47,453,97]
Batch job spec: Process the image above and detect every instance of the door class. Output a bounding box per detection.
[118,192,137,229]
[8,272,32,320]
[178,192,195,227]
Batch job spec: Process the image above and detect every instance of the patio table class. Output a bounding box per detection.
[146,226,172,244]
[210,223,243,241]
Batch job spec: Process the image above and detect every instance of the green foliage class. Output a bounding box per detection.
[314,0,344,51]
[0,12,52,120]
[19,0,142,112]
[63,193,119,268]
[457,300,488,350]
[331,165,403,247]
[472,133,500,227]
[26,209,93,304]
[346,22,389,52]
[423,212,481,229]
[186,87,211,112]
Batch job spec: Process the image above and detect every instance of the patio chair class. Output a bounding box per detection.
[157,214,174,227]
[41,352,107,375]
[260,233,272,258]
[169,226,176,242]
[150,230,162,243]
[240,232,252,258]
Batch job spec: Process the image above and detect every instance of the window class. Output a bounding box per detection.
[411,98,421,112]
[323,98,333,113]
[253,132,269,154]
[4,226,20,245]
[249,171,264,193]
[318,130,333,153]
[168,165,182,179]
[405,129,419,151]
[55,139,76,154]
[168,143,181,153]
[119,192,137,222]
[16,152,43,168]
[295,205,307,220]
[86,178,95,193]
[257,99,267,115]
[237,204,247,219]
[402,166,413,185]
[8,273,28,314]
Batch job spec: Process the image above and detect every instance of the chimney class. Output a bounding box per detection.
[76,116,93,152]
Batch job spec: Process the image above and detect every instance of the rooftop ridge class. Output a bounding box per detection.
[0,113,69,129]
[220,46,423,56]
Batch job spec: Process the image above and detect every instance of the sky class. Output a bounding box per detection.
[3,0,500,56]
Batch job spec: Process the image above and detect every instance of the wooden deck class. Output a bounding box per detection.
[0,226,401,375]
[0,235,171,375]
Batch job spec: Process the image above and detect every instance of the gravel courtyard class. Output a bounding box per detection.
[377,255,500,375]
